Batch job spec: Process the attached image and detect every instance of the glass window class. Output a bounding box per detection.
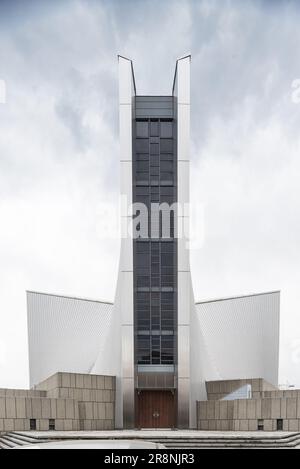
[161,121,173,138]
[136,153,149,162]
[137,242,150,252]
[161,291,174,302]
[161,276,174,288]
[150,189,159,202]
[136,172,148,183]
[136,161,148,172]
[138,348,150,365]
[161,159,173,184]
[150,120,159,137]
[161,242,174,253]
[137,294,150,315]
[151,187,159,195]
[160,187,173,196]
[150,179,159,186]
[136,252,149,268]
[150,154,159,166]
[161,253,173,266]
[258,420,264,431]
[136,187,149,196]
[151,275,160,287]
[138,336,150,345]
[151,263,159,274]
[49,419,55,431]
[160,139,173,152]
[151,318,160,329]
[151,293,160,305]
[160,187,175,205]
[150,143,159,155]
[136,121,148,138]
[137,276,150,288]
[161,153,173,161]
[161,336,173,347]
[161,336,174,364]
[136,266,148,277]
[160,173,173,184]
[136,139,149,153]
[277,419,283,431]
[30,419,36,430]
[161,267,173,276]
[150,167,159,177]
[134,116,176,366]
[161,161,173,172]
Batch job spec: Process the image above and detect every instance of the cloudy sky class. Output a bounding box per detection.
[0,0,300,388]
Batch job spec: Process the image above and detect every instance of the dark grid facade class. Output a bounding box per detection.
[133,97,177,368]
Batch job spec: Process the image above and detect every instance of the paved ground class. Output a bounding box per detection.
[19,430,298,440]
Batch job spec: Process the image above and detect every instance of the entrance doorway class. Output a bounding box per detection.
[137,390,176,428]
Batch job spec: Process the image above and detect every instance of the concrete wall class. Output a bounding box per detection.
[263,390,300,399]
[0,372,116,433]
[0,395,79,432]
[206,378,277,401]
[36,372,116,431]
[232,397,300,431]
[198,398,300,432]
[197,401,235,431]
[0,389,46,398]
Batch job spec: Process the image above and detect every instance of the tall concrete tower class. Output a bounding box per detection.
[115,55,193,429]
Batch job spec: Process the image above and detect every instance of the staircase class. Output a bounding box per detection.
[0,433,49,449]
[1,431,300,449]
[148,433,300,449]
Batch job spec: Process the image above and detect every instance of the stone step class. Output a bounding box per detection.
[0,437,18,449]
[0,434,49,450]
[150,437,299,442]
[149,434,300,442]
[150,438,300,445]
[145,436,300,448]
[2,434,33,447]
[7,432,48,444]
[0,438,13,450]
[164,442,299,448]
[3,431,300,450]
[158,440,300,447]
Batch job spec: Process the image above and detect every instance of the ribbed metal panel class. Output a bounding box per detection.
[195,292,280,387]
[27,291,114,388]
[136,373,176,389]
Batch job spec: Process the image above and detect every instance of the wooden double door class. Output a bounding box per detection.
[137,390,176,429]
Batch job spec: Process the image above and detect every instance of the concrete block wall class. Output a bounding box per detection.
[232,397,300,431]
[0,389,46,398]
[198,400,235,431]
[0,396,79,432]
[263,390,300,399]
[206,379,276,401]
[197,396,300,432]
[0,372,116,433]
[36,372,116,430]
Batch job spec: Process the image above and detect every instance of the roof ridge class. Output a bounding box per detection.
[195,290,280,305]
[26,290,113,305]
